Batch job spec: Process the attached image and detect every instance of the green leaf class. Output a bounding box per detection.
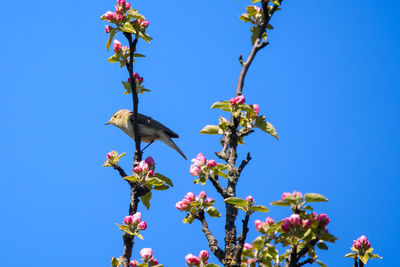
[217,170,229,179]
[239,14,252,23]
[211,101,231,112]
[270,200,290,207]
[141,191,152,210]
[206,264,220,267]
[267,24,274,30]
[250,26,260,45]
[154,173,173,186]
[122,22,136,34]
[106,29,117,51]
[107,55,120,63]
[320,232,338,243]
[153,184,169,191]
[126,9,145,20]
[134,232,144,240]
[183,213,193,224]
[200,125,221,135]
[224,197,248,207]
[271,0,281,6]
[317,242,328,250]
[304,193,328,203]
[138,32,152,43]
[145,177,164,186]
[255,116,279,140]
[344,253,356,258]
[315,260,327,267]
[111,257,122,267]
[359,254,369,265]
[133,53,146,57]
[206,207,221,217]
[251,0,262,3]
[252,235,266,250]
[124,175,139,182]
[251,205,269,213]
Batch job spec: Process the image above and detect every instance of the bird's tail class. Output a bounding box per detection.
[159,134,187,160]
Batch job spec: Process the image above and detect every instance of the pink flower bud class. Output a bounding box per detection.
[254,220,263,230]
[185,254,201,266]
[199,250,209,261]
[245,195,254,204]
[206,159,218,168]
[353,240,362,249]
[229,98,236,105]
[116,14,123,21]
[235,95,245,104]
[104,11,116,21]
[254,6,262,13]
[189,164,201,176]
[117,0,126,6]
[281,218,291,232]
[140,248,153,261]
[184,192,196,202]
[138,161,149,173]
[182,199,191,206]
[253,104,260,114]
[141,21,150,28]
[129,260,138,267]
[292,191,302,198]
[132,212,141,224]
[290,214,302,226]
[105,25,112,33]
[205,197,214,204]
[116,5,124,14]
[145,156,155,166]
[317,214,330,226]
[243,243,253,250]
[113,40,122,53]
[247,258,256,264]
[137,221,147,230]
[149,170,154,176]
[124,215,133,225]
[125,2,131,9]
[303,219,312,228]
[265,217,274,224]
[357,235,371,249]
[151,259,159,265]
[193,153,206,166]
[107,151,116,159]
[133,165,142,173]
[198,191,207,200]
[281,192,291,200]
[176,201,187,211]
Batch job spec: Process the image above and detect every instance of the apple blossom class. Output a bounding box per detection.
[113,40,122,53]
[140,248,153,261]
[185,254,201,266]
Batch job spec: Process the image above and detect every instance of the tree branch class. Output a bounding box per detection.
[297,258,314,267]
[197,210,226,264]
[113,164,128,178]
[209,175,228,198]
[233,213,251,264]
[295,239,317,262]
[238,152,252,175]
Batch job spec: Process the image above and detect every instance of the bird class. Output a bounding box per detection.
[105,109,186,159]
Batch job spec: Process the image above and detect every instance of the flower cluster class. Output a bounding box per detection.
[103,150,126,167]
[353,235,371,252]
[129,248,159,266]
[345,235,382,264]
[101,0,131,24]
[282,190,302,200]
[230,95,246,105]
[185,250,209,267]
[254,217,275,233]
[175,191,213,212]
[128,72,144,85]
[281,214,312,233]
[239,5,265,26]
[133,156,155,177]
[241,258,256,267]
[189,153,219,176]
[118,212,147,239]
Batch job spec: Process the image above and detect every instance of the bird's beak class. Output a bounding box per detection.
[104,121,111,125]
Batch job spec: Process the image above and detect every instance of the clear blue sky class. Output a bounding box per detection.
[1,0,399,266]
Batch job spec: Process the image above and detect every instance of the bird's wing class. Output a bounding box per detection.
[132,113,179,138]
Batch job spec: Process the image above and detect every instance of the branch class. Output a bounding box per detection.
[295,239,318,262]
[238,152,252,175]
[196,210,226,264]
[297,258,314,267]
[113,164,128,178]
[233,213,251,264]
[209,175,228,198]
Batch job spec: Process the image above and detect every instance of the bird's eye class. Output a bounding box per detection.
[114,116,117,118]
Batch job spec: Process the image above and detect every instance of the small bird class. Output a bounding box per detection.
[105,109,186,159]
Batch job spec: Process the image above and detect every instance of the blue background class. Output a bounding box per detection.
[1,0,398,266]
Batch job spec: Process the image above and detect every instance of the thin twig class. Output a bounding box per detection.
[233,213,251,264]
[297,258,314,267]
[209,175,228,198]
[113,164,128,178]
[238,152,252,175]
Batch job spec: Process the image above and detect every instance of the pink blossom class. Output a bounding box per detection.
[137,221,147,230]
[189,164,201,176]
[176,201,188,211]
[117,0,126,6]
[124,215,133,225]
[184,192,196,202]
[245,195,254,204]
[247,258,256,264]
[192,153,206,166]
[199,250,209,261]
[104,11,116,21]
[317,214,330,226]
[253,104,260,114]
[265,217,274,224]
[140,248,153,261]
[185,254,201,266]
[206,159,218,168]
[116,5,124,14]
[145,156,155,166]
[353,240,362,249]
[182,199,191,206]
[292,191,302,198]
[132,212,141,224]
[151,258,159,265]
[105,25,112,33]
[303,219,312,228]
[281,218,291,232]
[133,165,142,173]
[253,6,262,13]
[107,151,116,159]
[281,192,291,200]
[230,95,246,105]
[116,14,123,21]
[148,170,154,176]
[113,40,122,53]
[138,161,149,173]
[129,260,138,267]
[141,21,150,28]
[198,191,207,200]
[290,214,302,226]
[125,2,131,9]
[354,235,371,250]
[243,243,253,250]
[254,220,263,231]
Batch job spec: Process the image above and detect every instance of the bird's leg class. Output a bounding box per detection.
[141,140,154,153]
